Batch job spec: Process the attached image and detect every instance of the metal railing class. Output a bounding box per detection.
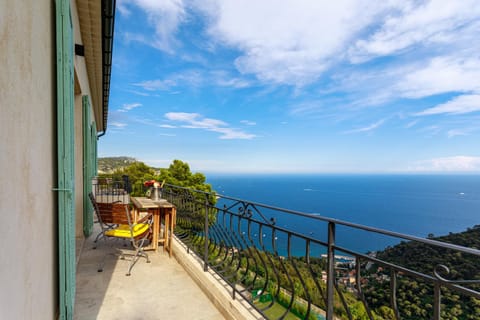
[91,177,131,203]
[161,183,480,320]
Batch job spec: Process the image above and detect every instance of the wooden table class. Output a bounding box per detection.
[131,197,176,257]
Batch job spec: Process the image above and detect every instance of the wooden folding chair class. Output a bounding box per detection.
[89,192,153,276]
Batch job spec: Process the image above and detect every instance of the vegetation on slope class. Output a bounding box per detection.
[98,158,214,198]
[98,156,136,173]
[365,226,480,319]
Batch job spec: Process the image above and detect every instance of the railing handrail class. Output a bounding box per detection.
[164,183,480,257]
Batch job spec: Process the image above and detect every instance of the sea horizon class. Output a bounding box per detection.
[203,171,480,176]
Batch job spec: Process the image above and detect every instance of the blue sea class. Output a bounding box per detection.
[206,174,480,253]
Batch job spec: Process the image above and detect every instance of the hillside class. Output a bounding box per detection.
[365,226,480,319]
[377,226,480,278]
[98,156,137,173]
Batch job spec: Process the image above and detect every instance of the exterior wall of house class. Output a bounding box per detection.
[0,1,57,319]
[0,0,102,317]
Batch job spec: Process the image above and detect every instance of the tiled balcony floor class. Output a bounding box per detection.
[74,227,225,320]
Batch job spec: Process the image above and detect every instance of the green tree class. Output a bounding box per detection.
[158,159,216,204]
[100,159,215,199]
[100,161,155,196]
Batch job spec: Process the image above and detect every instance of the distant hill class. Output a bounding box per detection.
[98,156,137,174]
[377,225,480,273]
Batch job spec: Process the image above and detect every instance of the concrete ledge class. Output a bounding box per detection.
[172,238,263,320]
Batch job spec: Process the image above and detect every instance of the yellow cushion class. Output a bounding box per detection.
[105,223,149,238]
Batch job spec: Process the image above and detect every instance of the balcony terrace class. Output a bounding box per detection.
[75,181,480,320]
[74,223,259,319]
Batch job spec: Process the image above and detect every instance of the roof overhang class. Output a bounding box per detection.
[76,0,116,136]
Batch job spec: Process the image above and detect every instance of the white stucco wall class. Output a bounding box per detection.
[0,1,56,319]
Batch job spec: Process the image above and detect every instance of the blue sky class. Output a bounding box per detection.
[100,0,480,174]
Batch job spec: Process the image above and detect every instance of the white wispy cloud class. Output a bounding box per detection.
[118,103,142,112]
[415,94,480,116]
[310,54,480,120]
[159,124,177,129]
[164,112,256,139]
[215,77,250,88]
[344,119,386,134]
[134,70,203,91]
[109,121,127,128]
[210,70,251,88]
[116,0,132,17]
[409,156,480,172]
[108,109,136,130]
[126,89,153,97]
[130,116,157,127]
[328,51,480,105]
[289,100,325,116]
[192,1,480,88]
[418,125,441,137]
[350,0,480,62]
[166,112,202,122]
[395,56,480,99]
[405,119,419,128]
[288,98,360,123]
[134,79,178,91]
[129,1,480,99]
[123,0,186,53]
[134,70,251,92]
[447,129,469,138]
[199,0,390,86]
[240,120,256,126]
[122,32,149,46]
[126,0,480,128]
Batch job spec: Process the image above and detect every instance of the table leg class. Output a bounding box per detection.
[164,211,170,255]
[169,209,174,257]
[152,208,159,251]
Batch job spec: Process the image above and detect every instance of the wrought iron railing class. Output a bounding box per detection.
[162,183,480,320]
[91,177,130,203]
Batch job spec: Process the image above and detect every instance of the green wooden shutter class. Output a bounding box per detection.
[56,0,75,318]
[92,124,98,174]
[82,96,93,236]
[92,123,98,175]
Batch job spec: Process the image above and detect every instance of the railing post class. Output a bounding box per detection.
[433,282,441,320]
[204,193,209,272]
[391,270,401,320]
[326,222,335,320]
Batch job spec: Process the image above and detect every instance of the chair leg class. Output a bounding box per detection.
[93,232,109,249]
[94,231,103,243]
[97,235,151,276]
[141,250,151,263]
[126,248,149,276]
[93,233,104,249]
[97,237,126,272]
